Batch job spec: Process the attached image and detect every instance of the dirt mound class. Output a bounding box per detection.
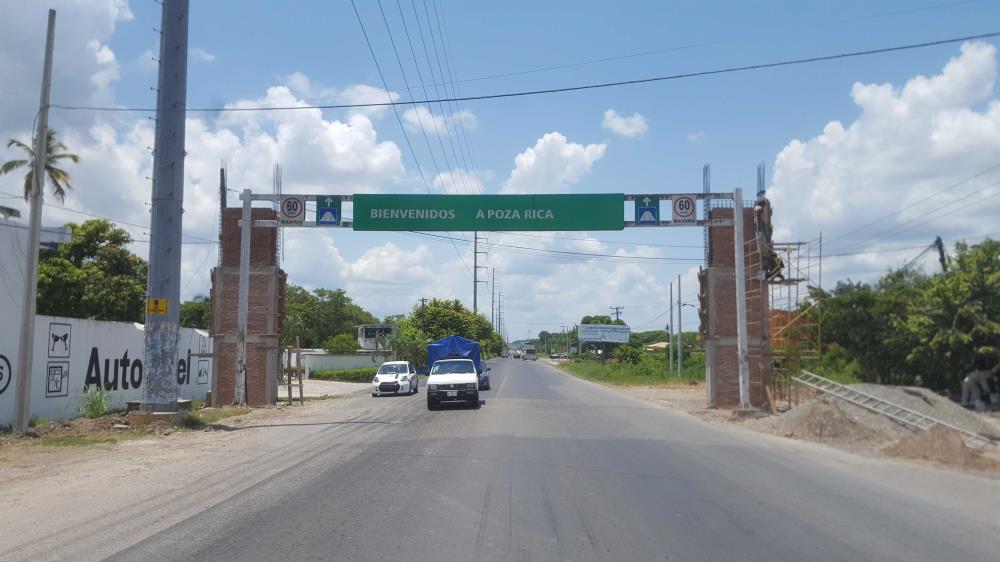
[770,397,911,449]
[884,426,1000,472]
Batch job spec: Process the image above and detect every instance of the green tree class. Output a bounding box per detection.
[281,284,378,347]
[37,220,147,322]
[323,333,359,354]
[1,130,79,201]
[180,295,211,329]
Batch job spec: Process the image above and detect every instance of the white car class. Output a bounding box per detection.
[371,361,418,396]
[426,358,480,409]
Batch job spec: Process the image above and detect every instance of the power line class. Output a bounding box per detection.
[823,162,1000,252]
[51,31,1000,114]
[350,0,470,274]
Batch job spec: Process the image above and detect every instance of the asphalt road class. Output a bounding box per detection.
[105,359,999,562]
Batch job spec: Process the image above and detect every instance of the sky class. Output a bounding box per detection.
[1,0,999,339]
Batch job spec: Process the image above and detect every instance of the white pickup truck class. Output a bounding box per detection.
[426,358,480,410]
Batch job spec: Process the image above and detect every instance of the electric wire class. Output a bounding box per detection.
[349,0,470,274]
[49,31,1000,114]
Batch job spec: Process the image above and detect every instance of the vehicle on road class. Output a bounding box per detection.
[426,358,480,409]
[513,350,522,358]
[415,366,429,376]
[551,352,567,359]
[371,361,418,396]
[478,365,491,390]
[523,346,537,361]
[500,350,509,358]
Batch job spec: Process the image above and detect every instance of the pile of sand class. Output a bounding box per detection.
[768,396,913,449]
[884,426,1000,472]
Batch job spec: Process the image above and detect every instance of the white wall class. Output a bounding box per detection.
[0,224,212,425]
[302,352,389,377]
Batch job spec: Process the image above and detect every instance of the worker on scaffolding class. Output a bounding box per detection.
[755,190,783,281]
[961,355,997,411]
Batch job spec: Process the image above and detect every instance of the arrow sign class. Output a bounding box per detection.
[634,194,659,224]
[315,195,342,226]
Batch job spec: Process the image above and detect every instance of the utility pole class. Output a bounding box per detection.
[419,297,428,310]
[473,232,487,314]
[677,274,683,376]
[610,306,624,322]
[234,189,252,405]
[934,236,948,272]
[491,268,496,329]
[668,282,674,373]
[733,187,750,409]
[141,0,189,413]
[13,9,56,433]
[560,325,568,353]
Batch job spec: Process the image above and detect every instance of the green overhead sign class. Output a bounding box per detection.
[352,193,625,231]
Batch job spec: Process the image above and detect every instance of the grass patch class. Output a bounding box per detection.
[175,406,251,429]
[28,417,50,428]
[559,351,705,386]
[31,431,149,448]
[77,387,112,419]
[310,367,378,382]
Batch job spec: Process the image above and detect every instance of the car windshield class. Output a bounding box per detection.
[431,361,474,374]
[377,364,406,374]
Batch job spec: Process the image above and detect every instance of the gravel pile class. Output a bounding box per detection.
[884,427,1000,472]
[850,384,1000,440]
[769,396,913,450]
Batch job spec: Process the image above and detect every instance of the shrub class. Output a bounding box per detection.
[77,387,111,419]
[323,333,359,354]
[311,367,379,382]
[613,344,642,365]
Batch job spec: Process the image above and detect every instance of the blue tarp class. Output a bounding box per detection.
[427,335,483,372]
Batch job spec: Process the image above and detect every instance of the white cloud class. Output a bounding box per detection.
[688,132,706,143]
[136,49,157,73]
[769,41,1000,282]
[432,169,485,194]
[284,73,398,118]
[500,132,607,194]
[190,47,216,63]
[602,109,648,138]
[402,105,477,136]
[0,0,131,130]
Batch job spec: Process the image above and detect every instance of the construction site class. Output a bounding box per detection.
[690,164,1000,472]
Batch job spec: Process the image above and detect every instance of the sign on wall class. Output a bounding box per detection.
[0,316,212,425]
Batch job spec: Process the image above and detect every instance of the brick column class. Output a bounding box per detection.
[700,206,771,408]
[209,207,286,406]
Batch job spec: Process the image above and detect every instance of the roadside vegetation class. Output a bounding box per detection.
[310,367,378,382]
[560,350,705,386]
[387,298,504,366]
[804,239,999,394]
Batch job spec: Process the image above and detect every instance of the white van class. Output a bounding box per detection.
[426,358,480,410]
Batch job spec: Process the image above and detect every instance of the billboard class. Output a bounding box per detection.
[578,324,630,344]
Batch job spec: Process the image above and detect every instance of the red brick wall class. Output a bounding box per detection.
[702,206,771,408]
[210,207,286,406]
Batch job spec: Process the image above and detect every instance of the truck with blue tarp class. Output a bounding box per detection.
[426,335,490,409]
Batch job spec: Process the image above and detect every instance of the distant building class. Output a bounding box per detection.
[357,324,395,351]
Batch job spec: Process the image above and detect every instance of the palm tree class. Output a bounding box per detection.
[0,129,79,201]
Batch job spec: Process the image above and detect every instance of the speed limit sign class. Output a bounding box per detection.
[279,195,305,225]
[672,195,696,223]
